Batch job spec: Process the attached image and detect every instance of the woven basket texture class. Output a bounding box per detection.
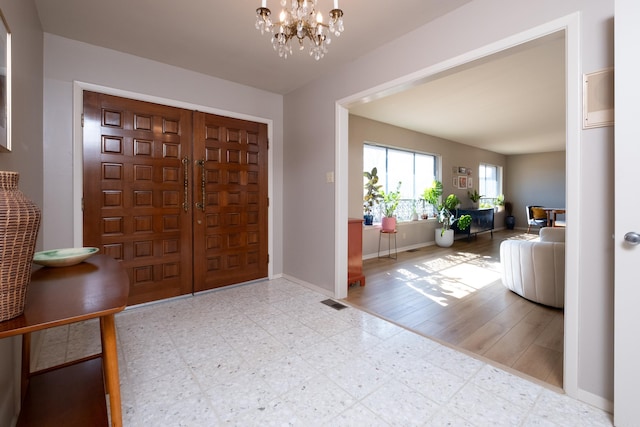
[0,171,42,322]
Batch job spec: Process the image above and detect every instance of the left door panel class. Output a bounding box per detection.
[83,91,194,305]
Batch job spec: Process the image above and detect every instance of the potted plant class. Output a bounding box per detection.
[411,200,419,221]
[422,180,443,218]
[363,167,382,225]
[468,189,483,209]
[504,201,515,230]
[379,181,401,231]
[435,194,472,247]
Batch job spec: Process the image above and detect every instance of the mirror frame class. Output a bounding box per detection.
[0,9,11,152]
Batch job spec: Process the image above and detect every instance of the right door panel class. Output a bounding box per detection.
[192,112,269,292]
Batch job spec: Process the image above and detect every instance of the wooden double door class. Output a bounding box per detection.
[82,92,268,305]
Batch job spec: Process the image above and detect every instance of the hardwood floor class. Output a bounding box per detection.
[343,229,564,389]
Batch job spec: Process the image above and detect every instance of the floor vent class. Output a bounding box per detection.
[407,249,420,252]
[321,299,348,311]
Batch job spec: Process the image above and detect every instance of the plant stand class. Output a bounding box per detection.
[378,229,398,259]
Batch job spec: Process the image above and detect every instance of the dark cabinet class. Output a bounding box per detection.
[453,208,494,240]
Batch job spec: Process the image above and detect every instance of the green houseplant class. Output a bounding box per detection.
[438,194,471,232]
[411,200,419,221]
[422,180,443,218]
[363,167,382,225]
[379,181,401,231]
[468,189,483,208]
[422,181,471,246]
[435,193,472,247]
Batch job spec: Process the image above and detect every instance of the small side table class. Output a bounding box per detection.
[378,229,398,259]
[0,255,129,427]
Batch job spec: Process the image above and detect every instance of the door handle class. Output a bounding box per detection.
[624,232,640,245]
[195,159,206,211]
[182,157,189,212]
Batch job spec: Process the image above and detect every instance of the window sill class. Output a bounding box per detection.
[363,217,438,231]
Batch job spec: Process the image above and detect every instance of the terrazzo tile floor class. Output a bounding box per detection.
[35,277,613,426]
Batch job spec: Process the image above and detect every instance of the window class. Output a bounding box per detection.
[363,143,438,222]
[478,163,502,206]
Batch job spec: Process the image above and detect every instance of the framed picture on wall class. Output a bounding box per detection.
[453,176,458,188]
[467,177,473,188]
[458,167,466,174]
[458,176,467,189]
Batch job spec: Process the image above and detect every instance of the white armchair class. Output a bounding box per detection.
[499,227,565,308]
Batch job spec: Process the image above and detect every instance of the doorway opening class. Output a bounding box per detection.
[335,14,581,397]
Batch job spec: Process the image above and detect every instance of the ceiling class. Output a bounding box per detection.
[34,0,566,156]
[350,32,567,155]
[34,0,471,94]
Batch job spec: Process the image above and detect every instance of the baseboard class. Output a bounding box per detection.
[574,388,613,414]
[363,241,435,260]
[281,274,335,298]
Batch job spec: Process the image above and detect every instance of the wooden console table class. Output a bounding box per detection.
[0,255,129,427]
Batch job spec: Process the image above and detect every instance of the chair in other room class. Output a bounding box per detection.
[526,205,548,233]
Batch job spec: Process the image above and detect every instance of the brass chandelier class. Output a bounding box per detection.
[256,0,344,60]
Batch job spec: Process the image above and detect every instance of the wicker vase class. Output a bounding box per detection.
[0,171,41,322]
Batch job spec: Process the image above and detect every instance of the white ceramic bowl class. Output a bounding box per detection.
[33,247,99,267]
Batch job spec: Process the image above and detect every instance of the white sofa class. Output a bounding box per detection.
[499,227,565,308]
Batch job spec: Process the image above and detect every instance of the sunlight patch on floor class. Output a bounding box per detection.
[468,256,501,272]
[377,233,537,308]
[439,262,502,289]
[395,268,422,281]
[406,282,450,306]
[437,280,480,299]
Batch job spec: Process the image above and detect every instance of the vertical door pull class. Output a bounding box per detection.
[196,159,206,211]
[182,157,189,212]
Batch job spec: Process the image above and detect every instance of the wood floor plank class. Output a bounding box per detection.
[458,321,511,354]
[430,306,502,345]
[491,296,536,327]
[483,307,556,366]
[344,229,564,388]
[535,311,564,352]
[512,343,563,386]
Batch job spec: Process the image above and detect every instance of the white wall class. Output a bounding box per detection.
[42,34,285,276]
[283,0,613,408]
[0,1,43,425]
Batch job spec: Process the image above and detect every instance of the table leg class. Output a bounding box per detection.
[21,333,31,402]
[100,314,122,427]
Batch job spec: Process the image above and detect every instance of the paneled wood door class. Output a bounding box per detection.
[82,92,268,305]
[192,112,268,292]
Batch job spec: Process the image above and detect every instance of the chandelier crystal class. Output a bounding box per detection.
[256,0,344,60]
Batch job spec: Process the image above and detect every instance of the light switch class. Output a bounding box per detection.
[326,171,334,183]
